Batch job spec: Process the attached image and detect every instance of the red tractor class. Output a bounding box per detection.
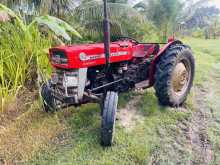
[40,1,195,146]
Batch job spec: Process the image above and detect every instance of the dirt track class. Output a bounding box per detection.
[188,87,213,164]
[117,73,219,164]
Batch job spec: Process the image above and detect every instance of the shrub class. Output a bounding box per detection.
[192,28,204,38]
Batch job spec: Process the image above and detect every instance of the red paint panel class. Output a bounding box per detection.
[49,41,133,69]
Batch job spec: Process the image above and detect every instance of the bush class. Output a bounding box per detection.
[192,28,204,38]
[0,22,52,100]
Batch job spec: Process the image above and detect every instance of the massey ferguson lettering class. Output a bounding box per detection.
[79,51,128,61]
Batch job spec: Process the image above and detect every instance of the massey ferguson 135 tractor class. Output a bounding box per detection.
[41,1,195,146]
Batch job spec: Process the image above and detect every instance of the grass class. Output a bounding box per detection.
[27,91,191,165]
[0,38,220,164]
[182,37,220,85]
[183,38,220,164]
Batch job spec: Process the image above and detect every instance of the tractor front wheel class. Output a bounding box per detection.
[100,91,118,146]
[154,44,195,106]
[40,83,57,112]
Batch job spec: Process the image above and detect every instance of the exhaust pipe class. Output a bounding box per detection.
[103,0,110,69]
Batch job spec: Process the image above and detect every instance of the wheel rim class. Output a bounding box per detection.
[171,61,190,97]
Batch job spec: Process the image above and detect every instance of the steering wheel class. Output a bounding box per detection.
[115,36,139,45]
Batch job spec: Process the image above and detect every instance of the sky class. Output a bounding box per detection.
[129,0,220,8]
[211,0,220,8]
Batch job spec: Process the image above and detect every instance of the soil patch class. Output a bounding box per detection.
[118,94,144,131]
[0,89,37,129]
[188,87,213,164]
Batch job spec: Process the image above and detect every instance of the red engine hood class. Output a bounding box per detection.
[49,41,134,69]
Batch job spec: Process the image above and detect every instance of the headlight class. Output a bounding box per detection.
[51,51,68,64]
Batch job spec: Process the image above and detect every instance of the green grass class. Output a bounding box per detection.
[183,38,220,85]
[184,38,220,164]
[27,38,220,164]
[26,88,192,165]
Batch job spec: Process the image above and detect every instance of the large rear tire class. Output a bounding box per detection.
[154,44,195,106]
[100,91,118,146]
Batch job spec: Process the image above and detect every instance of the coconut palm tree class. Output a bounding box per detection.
[2,0,158,41]
[71,0,145,40]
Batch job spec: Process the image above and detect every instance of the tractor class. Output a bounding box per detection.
[40,0,195,146]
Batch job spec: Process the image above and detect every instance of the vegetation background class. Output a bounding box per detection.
[0,0,220,164]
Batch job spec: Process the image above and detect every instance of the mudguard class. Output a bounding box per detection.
[148,40,183,86]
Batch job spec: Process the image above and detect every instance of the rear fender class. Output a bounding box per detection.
[148,40,183,86]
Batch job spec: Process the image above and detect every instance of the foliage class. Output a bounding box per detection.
[0,4,82,41]
[177,3,220,37]
[0,3,27,31]
[1,0,72,19]
[0,22,52,102]
[181,6,220,29]
[0,3,82,104]
[33,15,82,41]
[191,28,204,38]
[146,0,183,41]
[2,0,219,42]
[205,16,220,39]
[133,1,148,12]
[121,20,159,42]
[73,0,146,41]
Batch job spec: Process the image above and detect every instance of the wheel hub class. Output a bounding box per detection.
[171,62,189,95]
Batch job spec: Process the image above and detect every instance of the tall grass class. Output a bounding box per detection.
[0,22,52,111]
[0,3,83,112]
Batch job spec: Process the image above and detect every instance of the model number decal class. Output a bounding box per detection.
[79,51,128,61]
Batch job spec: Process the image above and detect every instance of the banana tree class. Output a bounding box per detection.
[0,3,82,43]
[0,3,82,100]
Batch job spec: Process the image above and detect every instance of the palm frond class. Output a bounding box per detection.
[84,20,123,37]
[74,1,143,22]
[133,1,148,12]
[72,0,144,37]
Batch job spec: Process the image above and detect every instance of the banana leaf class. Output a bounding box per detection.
[31,15,82,41]
[0,3,26,31]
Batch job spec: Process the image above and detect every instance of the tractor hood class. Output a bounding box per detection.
[49,41,133,69]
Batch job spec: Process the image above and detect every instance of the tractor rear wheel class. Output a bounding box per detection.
[154,44,195,106]
[100,91,118,146]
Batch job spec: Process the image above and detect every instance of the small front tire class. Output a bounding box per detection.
[100,91,118,146]
[40,83,56,112]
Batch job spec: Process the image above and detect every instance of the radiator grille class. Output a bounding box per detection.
[52,69,78,97]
